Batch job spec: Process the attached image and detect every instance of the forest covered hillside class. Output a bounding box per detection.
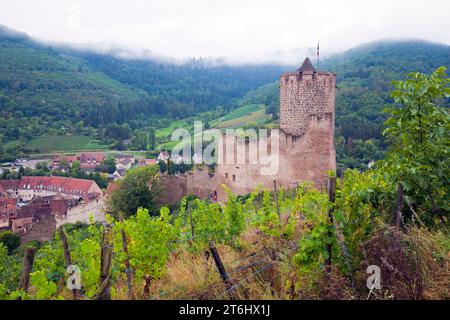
[0,25,286,146]
[1,25,449,170]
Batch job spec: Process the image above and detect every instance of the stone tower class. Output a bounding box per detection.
[158,57,338,204]
[280,57,336,136]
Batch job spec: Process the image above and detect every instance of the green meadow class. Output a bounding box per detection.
[26,135,109,153]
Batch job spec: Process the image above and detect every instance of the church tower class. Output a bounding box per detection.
[279,57,336,137]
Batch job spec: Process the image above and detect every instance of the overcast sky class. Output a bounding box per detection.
[1,0,449,64]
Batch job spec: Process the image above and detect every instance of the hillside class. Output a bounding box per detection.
[0,25,286,160]
[1,26,449,168]
[0,26,155,134]
[242,40,450,170]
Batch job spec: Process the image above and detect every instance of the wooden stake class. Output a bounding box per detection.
[19,247,36,292]
[396,183,404,231]
[325,177,336,273]
[120,213,133,299]
[188,202,195,241]
[273,180,281,224]
[58,226,79,299]
[97,225,113,300]
[59,227,72,266]
[209,241,235,299]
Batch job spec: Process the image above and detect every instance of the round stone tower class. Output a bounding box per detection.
[279,57,336,136]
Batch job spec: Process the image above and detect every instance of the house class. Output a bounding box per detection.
[116,157,134,171]
[50,155,78,170]
[136,158,158,167]
[0,176,107,242]
[105,182,119,195]
[0,197,17,228]
[12,217,34,234]
[80,153,106,171]
[51,153,106,171]
[0,176,103,201]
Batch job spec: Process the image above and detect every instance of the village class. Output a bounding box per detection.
[0,150,177,243]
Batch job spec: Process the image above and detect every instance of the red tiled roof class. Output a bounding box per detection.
[0,180,20,190]
[105,182,118,195]
[18,176,97,194]
[0,197,17,219]
[80,153,105,164]
[0,197,16,206]
[119,158,133,166]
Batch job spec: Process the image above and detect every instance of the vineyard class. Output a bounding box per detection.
[1,170,449,300]
[0,68,449,301]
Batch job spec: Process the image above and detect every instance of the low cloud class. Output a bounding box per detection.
[1,0,449,64]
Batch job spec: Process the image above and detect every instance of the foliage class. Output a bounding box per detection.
[293,185,335,278]
[382,66,450,222]
[0,231,21,254]
[29,271,61,300]
[0,25,284,161]
[108,165,161,217]
[0,243,21,297]
[113,208,175,288]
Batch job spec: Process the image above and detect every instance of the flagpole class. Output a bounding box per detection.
[317,41,320,70]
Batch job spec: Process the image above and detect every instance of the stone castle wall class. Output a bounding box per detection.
[158,168,218,205]
[56,197,106,228]
[159,59,337,203]
[214,112,335,201]
[280,71,336,136]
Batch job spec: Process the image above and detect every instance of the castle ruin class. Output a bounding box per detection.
[158,57,336,204]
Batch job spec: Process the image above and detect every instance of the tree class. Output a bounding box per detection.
[382,67,450,221]
[131,130,147,150]
[59,158,70,171]
[148,127,156,150]
[71,160,81,176]
[108,166,161,217]
[0,231,21,254]
[96,156,116,174]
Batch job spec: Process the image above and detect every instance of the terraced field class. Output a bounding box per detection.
[26,135,109,153]
[216,104,271,128]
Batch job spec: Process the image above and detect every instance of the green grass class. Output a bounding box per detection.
[26,135,109,153]
[221,104,261,122]
[154,104,271,150]
[155,119,192,138]
[217,105,270,129]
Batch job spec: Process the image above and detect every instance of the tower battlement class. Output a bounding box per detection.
[280,57,336,137]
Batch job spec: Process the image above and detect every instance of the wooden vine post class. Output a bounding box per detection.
[19,247,36,292]
[97,224,113,300]
[273,180,281,224]
[58,226,78,299]
[209,241,235,300]
[325,176,336,273]
[188,202,195,241]
[396,183,404,231]
[119,213,133,299]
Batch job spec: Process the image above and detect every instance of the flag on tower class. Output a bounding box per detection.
[317,42,320,69]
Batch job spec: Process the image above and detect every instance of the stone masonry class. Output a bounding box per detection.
[160,57,337,203]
